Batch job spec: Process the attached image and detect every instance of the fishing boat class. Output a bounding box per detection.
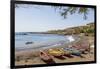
[72,44,90,54]
[39,50,55,64]
[63,48,84,58]
[48,48,65,57]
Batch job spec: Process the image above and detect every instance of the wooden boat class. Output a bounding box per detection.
[48,48,65,57]
[63,48,84,58]
[39,50,55,64]
[72,44,90,54]
[72,42,90,52]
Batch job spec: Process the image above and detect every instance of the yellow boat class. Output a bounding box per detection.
[48,48,65,57]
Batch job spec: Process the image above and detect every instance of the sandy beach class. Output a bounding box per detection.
[15,35,95,66]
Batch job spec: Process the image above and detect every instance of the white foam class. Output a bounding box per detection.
[67,36,75,42]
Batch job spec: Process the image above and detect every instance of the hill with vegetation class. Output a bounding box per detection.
[47,22,95,36]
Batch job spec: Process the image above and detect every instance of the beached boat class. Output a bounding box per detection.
[72,42,90,51]
[48,48,65,57]
[39,50,55,64]
[72,44,90,54]
[63,48,84,57]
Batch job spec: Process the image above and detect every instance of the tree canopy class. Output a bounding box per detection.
[53,6,93,20]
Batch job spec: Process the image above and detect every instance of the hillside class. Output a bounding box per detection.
[47,22,95,36]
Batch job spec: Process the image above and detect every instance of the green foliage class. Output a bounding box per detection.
[54,6,94,20]
[47,22,94,35]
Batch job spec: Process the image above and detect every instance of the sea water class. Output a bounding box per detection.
[15,32,75,51]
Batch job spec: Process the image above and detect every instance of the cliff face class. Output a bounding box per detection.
[47,22,95,35]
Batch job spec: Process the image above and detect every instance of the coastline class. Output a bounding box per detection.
[15,35,95,66]
[15,34,78,52]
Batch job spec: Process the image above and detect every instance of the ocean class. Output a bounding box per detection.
[15,32,75,51]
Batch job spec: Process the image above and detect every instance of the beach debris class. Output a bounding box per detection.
[39,50,55,64]
[25,42,34,45]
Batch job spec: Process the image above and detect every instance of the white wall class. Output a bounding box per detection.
[0,0,99,69]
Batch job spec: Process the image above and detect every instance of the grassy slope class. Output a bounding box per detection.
[47,22,95,36]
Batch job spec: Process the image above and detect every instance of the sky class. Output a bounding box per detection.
[15,4,94,32]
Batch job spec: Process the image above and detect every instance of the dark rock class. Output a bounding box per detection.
[25,42,33,45]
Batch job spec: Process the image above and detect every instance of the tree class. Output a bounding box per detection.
[53,6,94,20]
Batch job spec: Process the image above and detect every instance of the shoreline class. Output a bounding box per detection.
[15,35,80,52]
[15,34,80,52]
[15,35,95,66]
